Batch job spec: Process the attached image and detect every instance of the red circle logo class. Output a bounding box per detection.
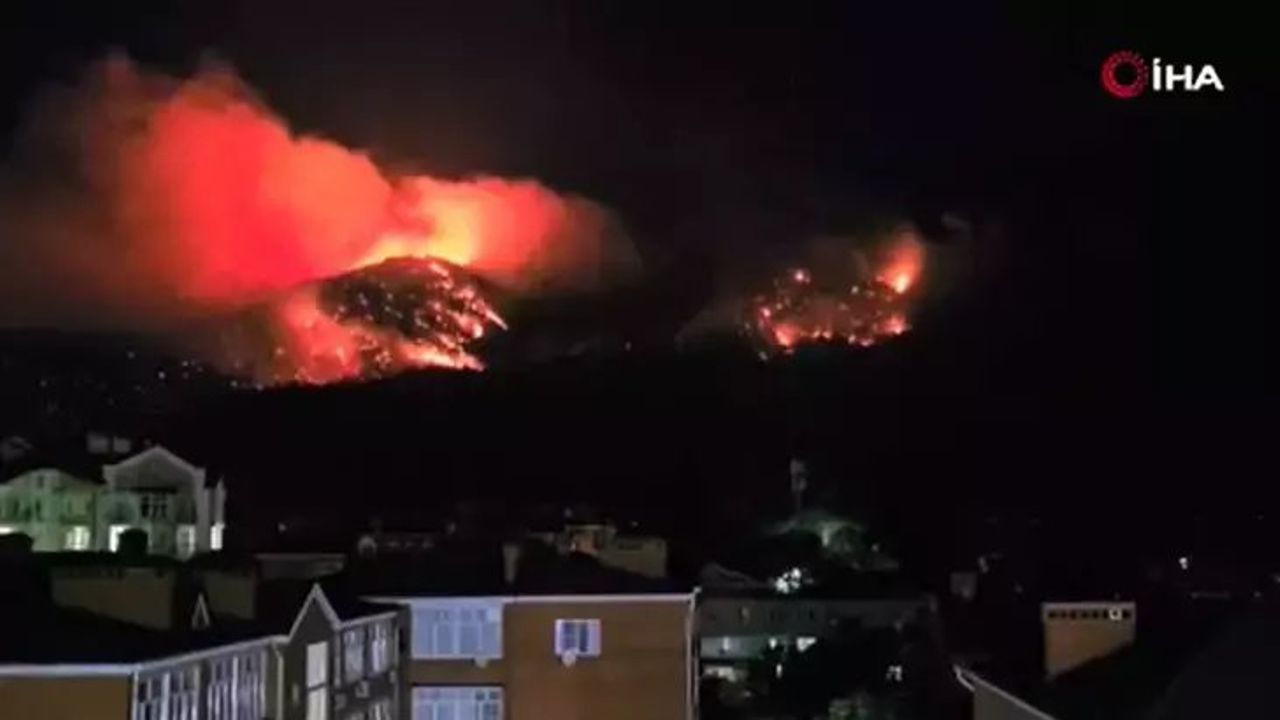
[1101,51,1148,99]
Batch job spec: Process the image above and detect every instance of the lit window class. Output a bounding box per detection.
[205,657,235,720]
[796,636,817,652]
[140,494,170,520]
[211,523,226,551]
[177,525,197,559]
[65,525,91,551]
[171,665,199,720]
[342,627,365,683]
[234,652,267,720]
[370,699,395,720]
[370,622,392,675]
[307,688,327,720]
[411,604,502,660]
[109,524,131,552]
[307,642,328,687]
[306,642,329,720]
[412,687,501,720]
[554,619,601,658]
[136,675,164,720]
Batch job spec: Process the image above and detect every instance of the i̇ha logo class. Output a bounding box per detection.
[1100,51,1225,99]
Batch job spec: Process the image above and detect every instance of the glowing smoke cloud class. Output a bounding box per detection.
[0,56,636,384]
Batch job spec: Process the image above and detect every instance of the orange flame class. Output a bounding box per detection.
[24,58,635,385]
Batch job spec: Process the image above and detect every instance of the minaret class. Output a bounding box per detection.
[789,459,808,515]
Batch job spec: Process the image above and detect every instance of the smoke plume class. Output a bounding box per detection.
[0,56,637,381]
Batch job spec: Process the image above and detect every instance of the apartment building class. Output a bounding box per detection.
[0,564,408,720]
[365,545,696,720]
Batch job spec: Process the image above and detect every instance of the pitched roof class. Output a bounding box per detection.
[0,436,217,487]
[252,577,400,634]
[0,594,270,666]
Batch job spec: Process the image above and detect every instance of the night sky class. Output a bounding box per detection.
[0,2,1269,550]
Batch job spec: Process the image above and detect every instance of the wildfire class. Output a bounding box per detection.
[745,229,924,354]
[218,258,507,385]
[0,58,633,386]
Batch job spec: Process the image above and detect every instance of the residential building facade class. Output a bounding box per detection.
[385,593,696,720]
[699,593,932,681]
[0,583,407,720]
[0,444,226,558]
[1041,601,1136,679]
[0,468,99,552]
[277,586,406,720]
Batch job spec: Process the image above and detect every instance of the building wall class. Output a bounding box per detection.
[280,597,337,720]
[0,448,225,559]
[408,597,693,720]
[700,597,927,636]
[51,567,177,630]
[0,470,99,552]
[279,594,407,720]
[332,613,407,720]
[408,659,504,686]
[102,447,223,556]
[597,543,668,579]
[1041,602,1135,679]
[0,675,131,720]
[530,526,669,579]
[508,600,691,720]
[200,569,258,620]
[135,642,273,720]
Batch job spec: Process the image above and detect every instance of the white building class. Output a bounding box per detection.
[0,444,226,558]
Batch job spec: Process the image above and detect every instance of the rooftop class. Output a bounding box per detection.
[966,600,1280,720]
[0,600,270,666]
[348,539,687,598]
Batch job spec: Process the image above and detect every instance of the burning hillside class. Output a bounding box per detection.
[0,56,637,386]
[679,226,927,355]
[746,268,910,352]
[211,258,507,386]
[746,228,924,354]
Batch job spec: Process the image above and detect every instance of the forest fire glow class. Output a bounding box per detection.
[745,230,924,354]
[0,57,634,386]
[223,258,508,385]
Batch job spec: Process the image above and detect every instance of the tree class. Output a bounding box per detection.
[0,531,34,557]
[119,527,149,558]
[747,621,905,720]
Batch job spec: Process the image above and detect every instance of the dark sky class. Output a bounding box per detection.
[0,2,1270,560]
[0,1,1267,406]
